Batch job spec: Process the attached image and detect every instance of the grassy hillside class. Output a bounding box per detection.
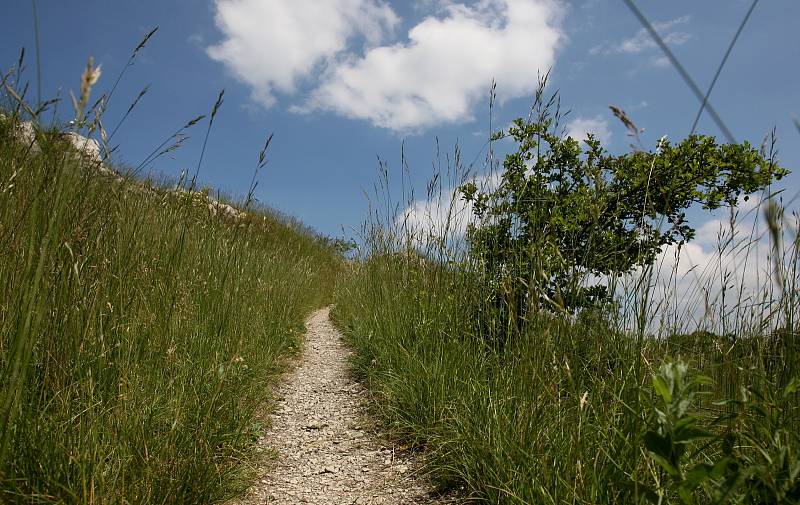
[0,113,341,503]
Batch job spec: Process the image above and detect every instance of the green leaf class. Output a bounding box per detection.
[678,486,695,505]
[711,469,747,505]
[694,374,714,386]
[709,457,734,480]
[783,376,800,398]
[653,375,672,404]
[684,463,713,489]
[674,424,713,444]
[626,481,661,504]
[644,431,679,476]
[675,416,696,430]
[650,452,680,478]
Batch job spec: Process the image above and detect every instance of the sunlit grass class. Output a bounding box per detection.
[0,97,340,502]
[333,142,799,503]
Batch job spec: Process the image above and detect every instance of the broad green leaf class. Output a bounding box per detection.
[653,375,672,403]
[626,481,661,504]
[678,486,695,505]
[674,425,714,444]
[644,431,679,476]
[709,457,733,479]
[675,416,696,430]
[711,469,747,505]
[649,452,680,477]
[685,463,713,489]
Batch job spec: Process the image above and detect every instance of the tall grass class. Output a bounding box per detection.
[334,179,799,504]
[0,78,340,501]
[333,111,799,504]
[334,3,799,499]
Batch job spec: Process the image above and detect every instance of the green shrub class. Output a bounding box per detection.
[460,79,785,321]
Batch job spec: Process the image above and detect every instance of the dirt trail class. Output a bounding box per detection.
[236,307,451,504]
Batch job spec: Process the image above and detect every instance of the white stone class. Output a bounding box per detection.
[2,116,40,153]
[62,132,103,165]
[2,114,252,223]
[207,198,242,219]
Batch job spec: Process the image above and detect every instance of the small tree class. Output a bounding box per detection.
[460,91,787,324]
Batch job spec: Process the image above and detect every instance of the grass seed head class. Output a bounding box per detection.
[72,56,102,125]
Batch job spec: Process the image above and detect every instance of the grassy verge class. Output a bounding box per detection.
[333,133,799,504]
[334,241,799,503]
[334,253,641,503]
[0,112,341,502]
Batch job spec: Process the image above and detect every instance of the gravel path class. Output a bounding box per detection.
[235,307,451,504]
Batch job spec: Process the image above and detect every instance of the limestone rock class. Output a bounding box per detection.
[62,131,103,165]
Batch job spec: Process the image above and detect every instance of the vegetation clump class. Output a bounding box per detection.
[334,83,799,503]
[461,84,785,317]
[0,50,341,502]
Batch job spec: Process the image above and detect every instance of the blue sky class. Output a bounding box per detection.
[2,0,798,245]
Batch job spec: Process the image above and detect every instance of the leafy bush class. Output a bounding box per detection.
[460,84,786,319]
[637,360,800,504]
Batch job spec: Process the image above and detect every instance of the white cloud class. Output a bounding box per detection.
[207,0,564,132]
[565,115,611,145]
[590,15,691,58]
[301,0,565,132]
[207,0,399,107]
[650,55,671,68]
[399,171,502,245]
[635,195,793,333]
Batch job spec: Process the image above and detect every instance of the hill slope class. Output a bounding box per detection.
[0,113,341,503]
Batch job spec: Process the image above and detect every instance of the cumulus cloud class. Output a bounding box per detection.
[207,0,398,107]
[399,171,502,245]
[631,195,795,332]
[207,0,564,131]
[590,15,691,58]
[303,0,565,132]
[565,115,611,145]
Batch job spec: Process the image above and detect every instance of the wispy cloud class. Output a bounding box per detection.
[590,15,691,64]
[565,115,612,145]
[187,33,205,47]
